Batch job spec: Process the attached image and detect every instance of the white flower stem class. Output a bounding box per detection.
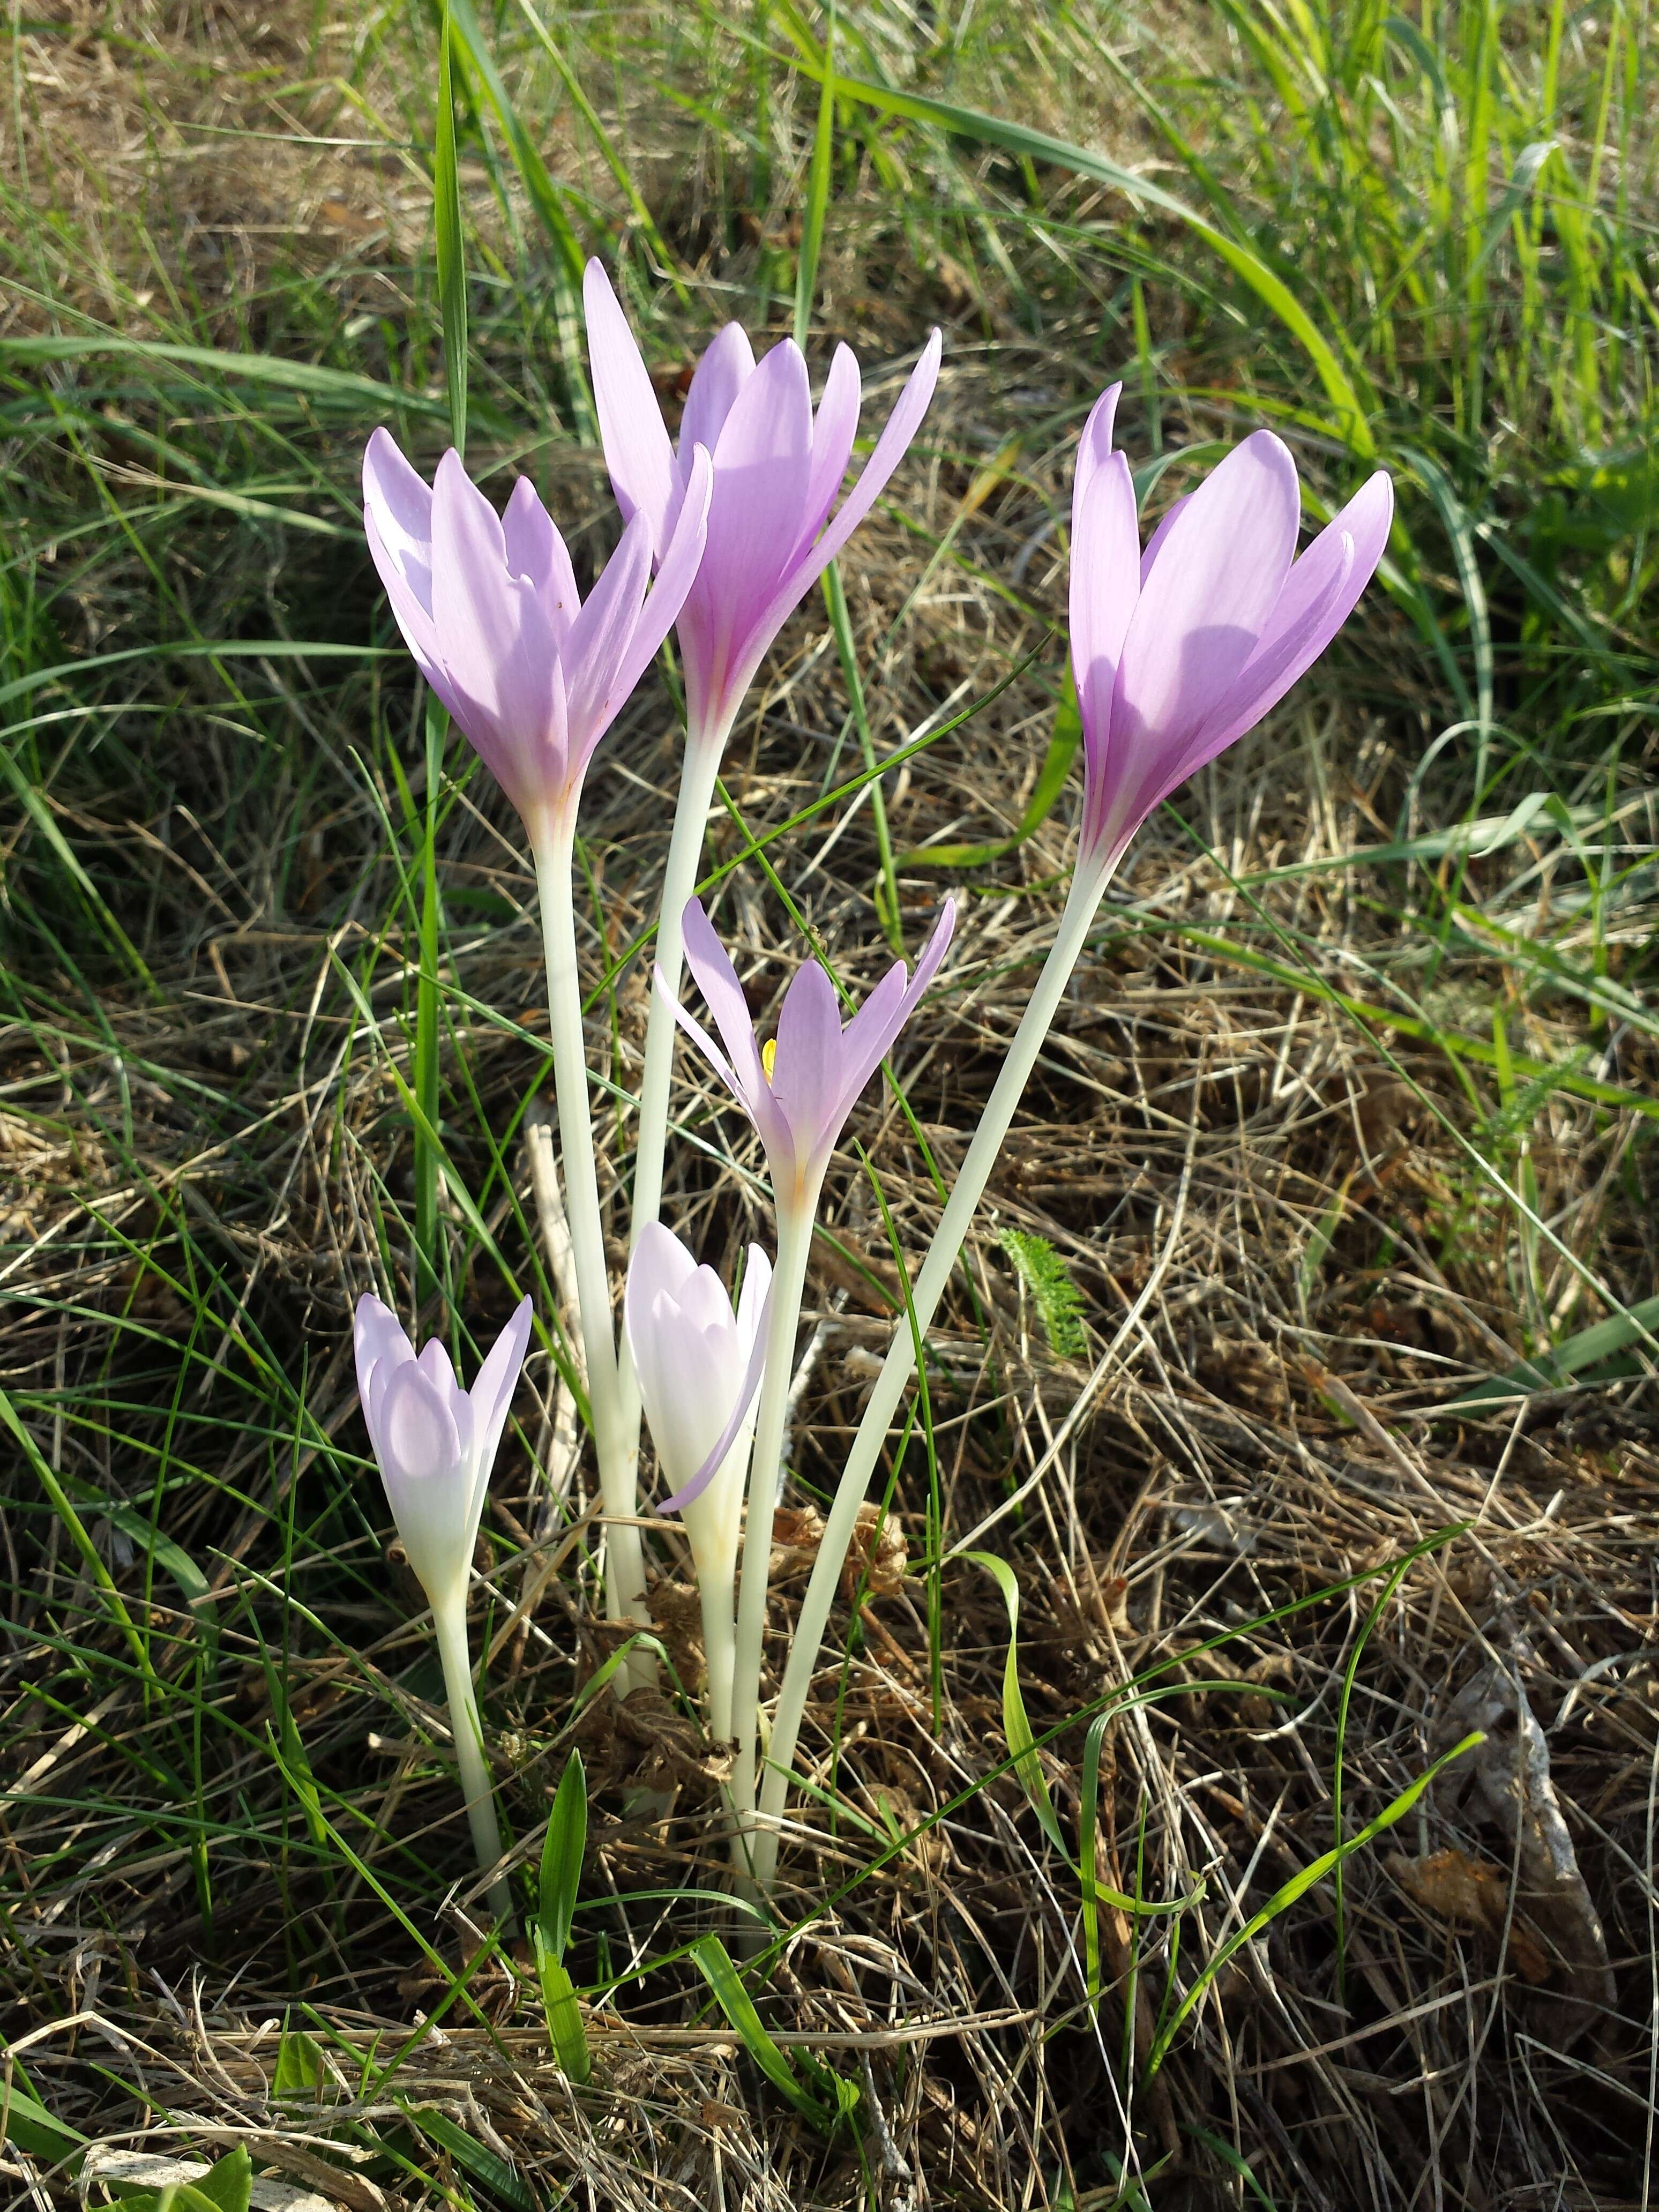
[615,722,730,1447]
[699,1571,737,1744]
[750,862,1114,1892]
[727,1190,819,1873]
[433,1591,517,1929]
[533,820,650,1687]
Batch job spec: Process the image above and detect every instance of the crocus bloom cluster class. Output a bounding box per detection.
[1069,384,1393,872]
[584,263,942,743]
[354,1294,533,1610]
[363,430,712,844]
[355,258,1396,1913]
[666,896,956,1206]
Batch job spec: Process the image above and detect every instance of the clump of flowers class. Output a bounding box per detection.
[355,269,1389,1912]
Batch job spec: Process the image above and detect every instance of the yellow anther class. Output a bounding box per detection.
[761,1037,778,1082]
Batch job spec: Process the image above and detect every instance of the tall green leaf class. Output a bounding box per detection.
[691,1935,860,2132]
[539,1752,587,1960]
[533,1753,591,2081]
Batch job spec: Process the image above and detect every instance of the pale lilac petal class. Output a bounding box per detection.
[363,428,435,611]
[1137,492,1190,586]
[767,960,845,1146]
[658,970,739,1095]
[764,329,942,618]
[1111,430,1300,762]
[416,1335,459,1391]
[601,445,712,714]
[584,260,678,555]
[562,507,654,743]
[675,1265,736,1343]
[1221,470,1394,729]
[375,1363,474,1600]
[659,981,796,1171]
[680,899,772,1101]
[657,1273,774,1514]
[679,322,756,472]
[631,1265,745,1491]
[1071,382,1122,518]
[363,435,445,683]
[820,960,908,1138]
[354,1293,415,1447]
[365,503,443,678]
[735,1245,772,1354]
[1140,541,1358,826]
[380,1363,462,1486]
[627,1221,700,1319]
[1070,448,1140,753]
[699,340,816,654]
[430,451,563,792]
[468,1294,534,1490]
[503,476,579,648]
[1131,472,1391,833]
[825,898,956,1135]
[797,344,862,557]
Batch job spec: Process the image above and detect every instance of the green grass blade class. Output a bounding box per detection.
[793,0,836,349]
[1079,1712,1109,2009]
[964,1550,1072,1860]
[434,5,468,459]
[2,1380,159,1691]
[0,334,444,414]
[1331,1552,1416,2011]
[821,563,902,948]
[398,2106,535,2212]
[508,0,690,309]
[442,0,594,435]
[1444,1291,1659,1408]
[413,697,446,1309]
[1145,1732,1485,2080]
[899,662,1082,870]
[778,41,1377,457]
[532,1950,591,2084]
[690,1935,858,2131]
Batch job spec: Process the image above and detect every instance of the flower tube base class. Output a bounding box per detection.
[433,1593,517,1930]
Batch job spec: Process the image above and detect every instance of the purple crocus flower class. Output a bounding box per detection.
[1070,385,1393,873]
[582,261,942,745]
[354,1293,533,1610]
[362,430,712,845]
[662,896,955,1204]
